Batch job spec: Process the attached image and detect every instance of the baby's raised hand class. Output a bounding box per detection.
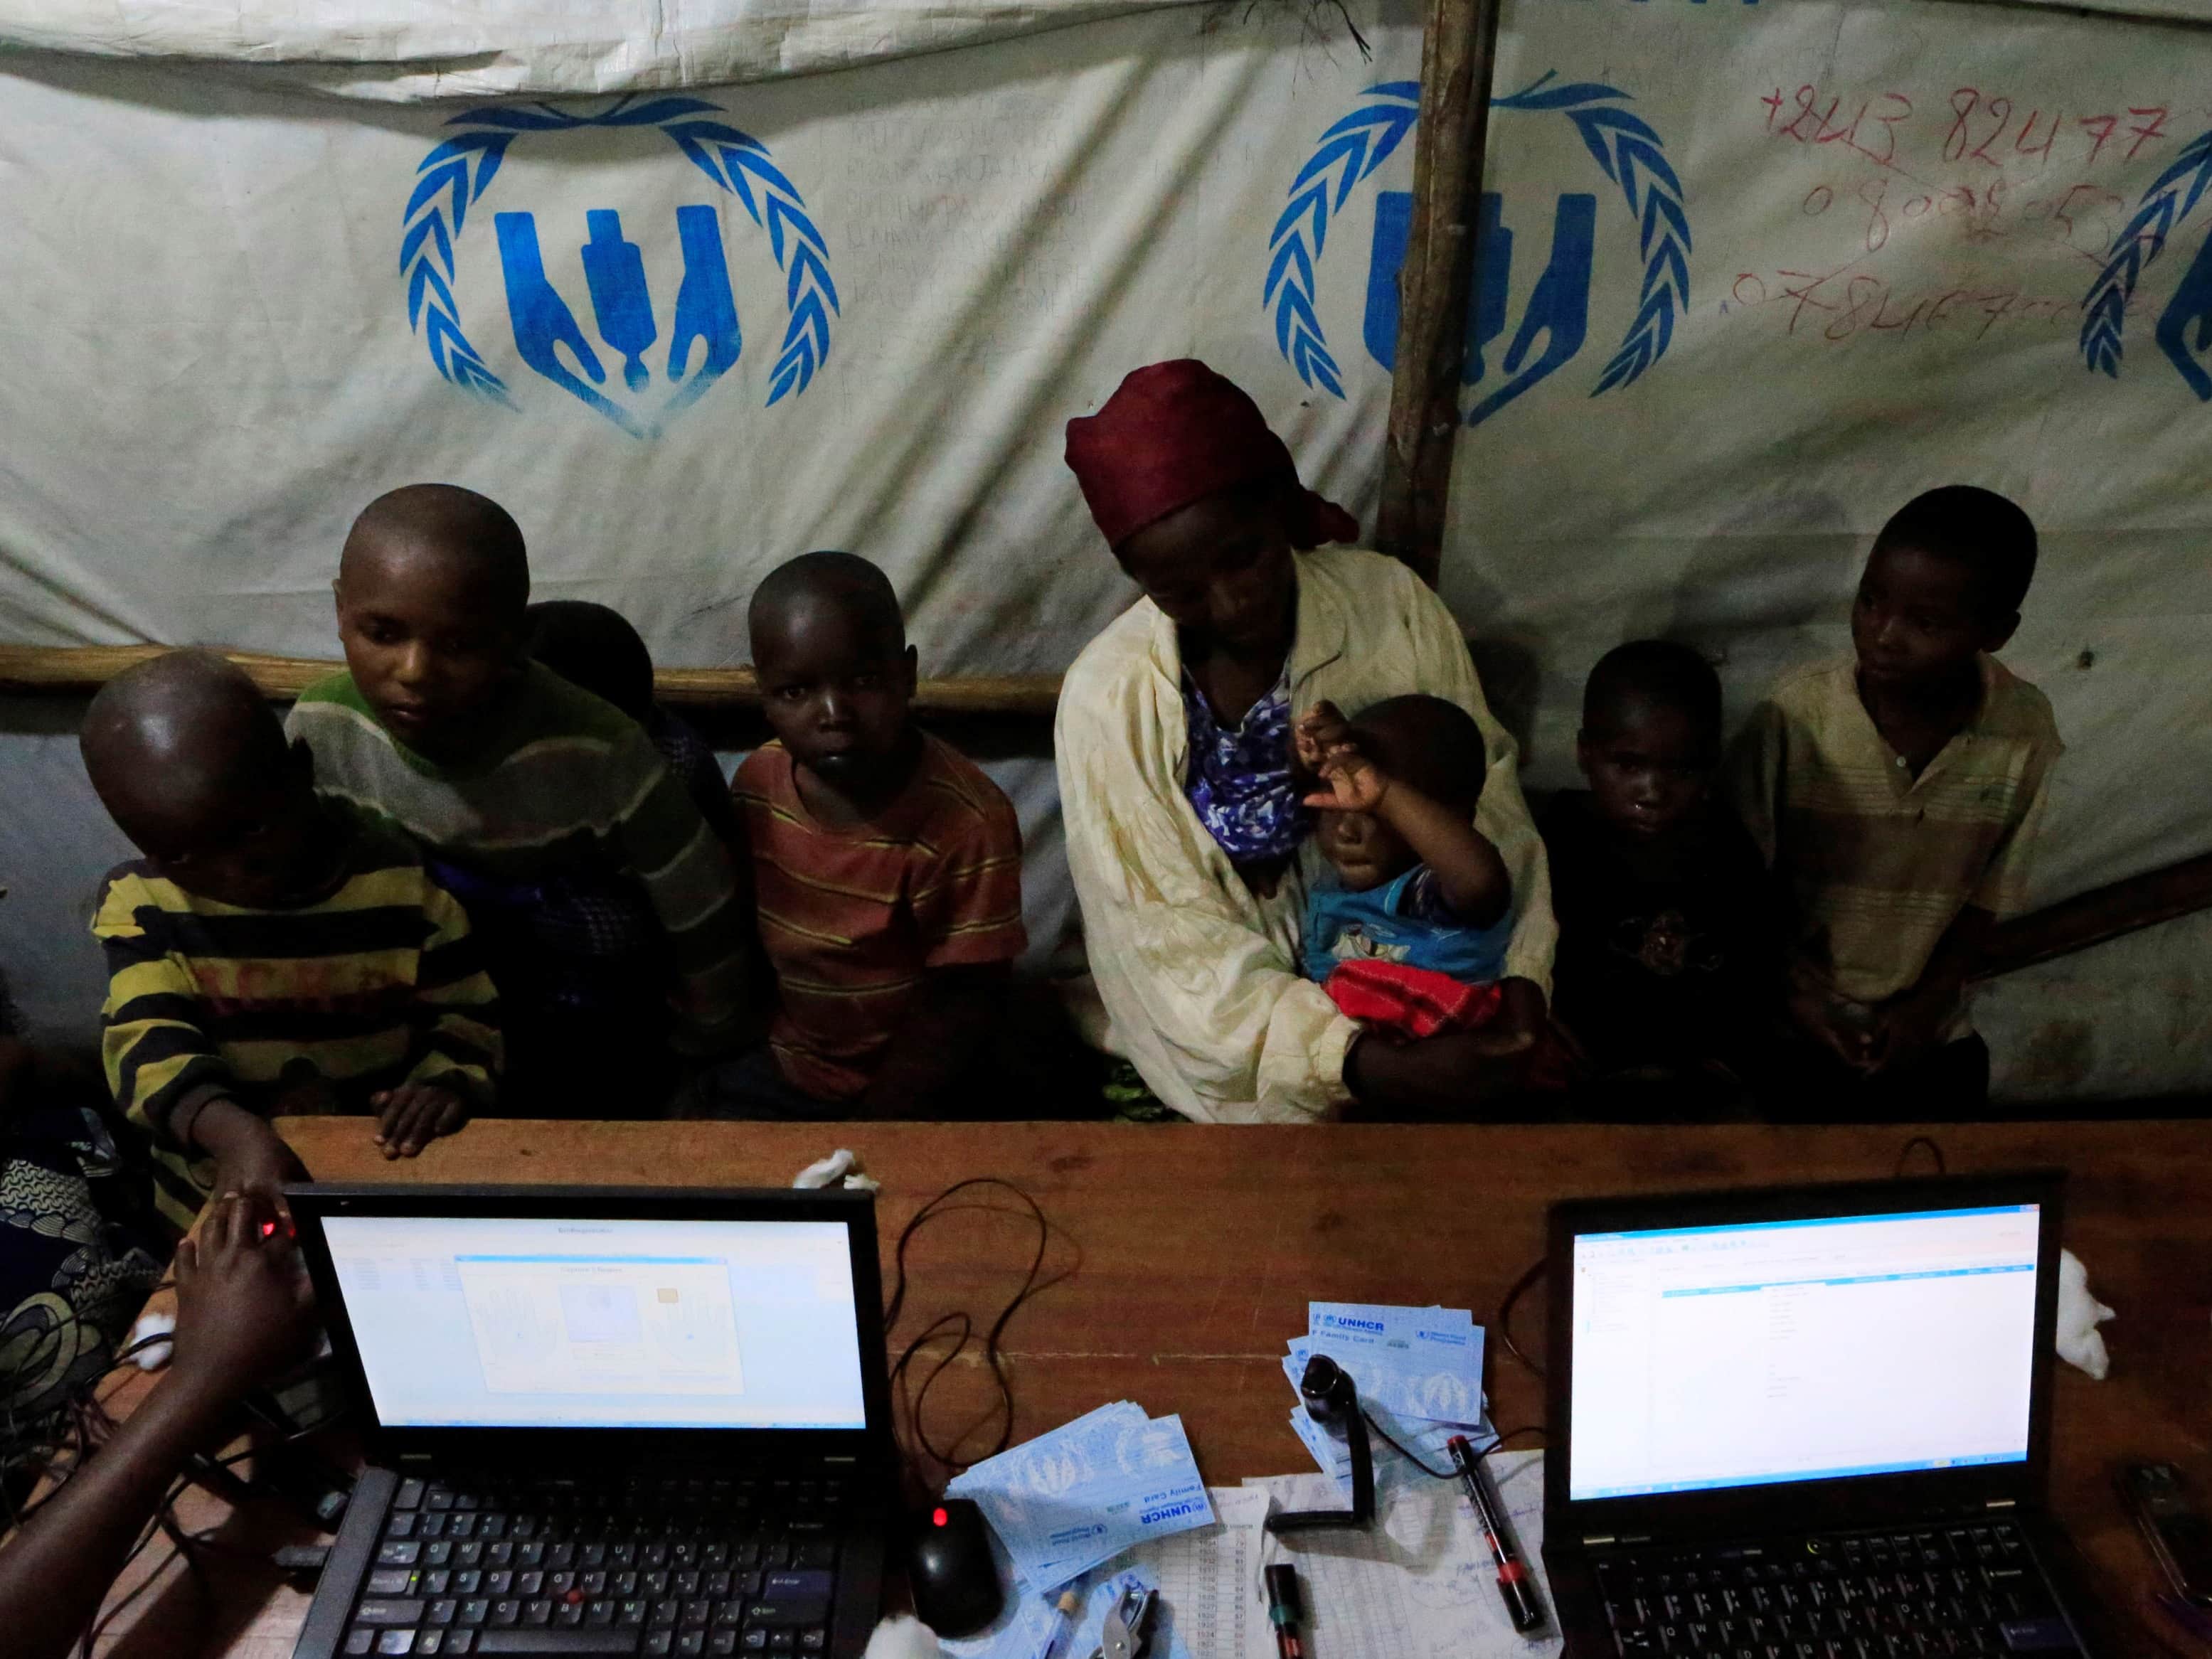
[1292,700,1353,774]
[1302,740,1391,816]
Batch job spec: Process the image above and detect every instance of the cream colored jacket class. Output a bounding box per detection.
[1055,548,1556,1124]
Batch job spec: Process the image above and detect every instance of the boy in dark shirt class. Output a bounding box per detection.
[523,599,740,849]
[1541,641,1776,1100]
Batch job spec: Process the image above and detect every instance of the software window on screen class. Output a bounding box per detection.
[1569,1205,2040,1501]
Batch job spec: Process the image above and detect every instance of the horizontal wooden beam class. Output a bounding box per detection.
[6,649,2207,977]
[1978,850,2212,980]
[0,644,1063,718]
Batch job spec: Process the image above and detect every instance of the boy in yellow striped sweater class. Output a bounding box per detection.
[1731,486,2060,1117]
[83,651,499,1232]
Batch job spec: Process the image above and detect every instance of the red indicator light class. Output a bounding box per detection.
[932,1508,949,1528]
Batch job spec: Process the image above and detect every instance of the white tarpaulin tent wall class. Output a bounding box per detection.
[1,0,2207,1098]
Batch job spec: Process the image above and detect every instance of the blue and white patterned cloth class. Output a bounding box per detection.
[1181,668,1310,868]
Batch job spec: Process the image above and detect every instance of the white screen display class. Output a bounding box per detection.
[323,1215,869,1429]
[1569,1205,2039,1501]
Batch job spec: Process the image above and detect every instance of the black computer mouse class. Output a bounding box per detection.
[906,1497,1004,1637]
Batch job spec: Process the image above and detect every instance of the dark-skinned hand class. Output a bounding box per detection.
[371,1081,471,1160]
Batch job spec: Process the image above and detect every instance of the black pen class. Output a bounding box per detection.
[1264,1563,1307,1659]
[1450,1434,1546,1633]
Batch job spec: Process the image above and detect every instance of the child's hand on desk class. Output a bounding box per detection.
[170,1191,316,1405]
[371,1081,471,1159]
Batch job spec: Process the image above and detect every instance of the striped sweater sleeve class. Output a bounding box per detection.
[607,732,753,1038]
[92,874,234,1152]
[405,876,504,1104]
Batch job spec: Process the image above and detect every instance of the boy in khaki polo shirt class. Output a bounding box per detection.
[1731,486,2060,1116]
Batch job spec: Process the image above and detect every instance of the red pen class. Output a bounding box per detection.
[1450,1434,1546,1633]
[1264,1564,1306,1659]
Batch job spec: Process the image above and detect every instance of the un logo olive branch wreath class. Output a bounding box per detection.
[2078,124,2212,380]
[1265,72,1691,406]
[401,93,841,412]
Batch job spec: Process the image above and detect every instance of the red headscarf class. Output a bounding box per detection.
[1063,359,1360,551]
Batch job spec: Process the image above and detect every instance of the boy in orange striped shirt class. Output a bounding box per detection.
[706,553,1027,1117]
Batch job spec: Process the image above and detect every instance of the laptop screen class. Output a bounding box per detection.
[1568,1203,2041,1502]
[321,1213,871,1430]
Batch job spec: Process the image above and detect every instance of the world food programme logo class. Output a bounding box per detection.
[400,94,839,437]
[1265,73,1689,427]
[2080,124,2212,399]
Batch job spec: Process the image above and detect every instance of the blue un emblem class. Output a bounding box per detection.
[1266,73,1689,427]
[400,95,839,437]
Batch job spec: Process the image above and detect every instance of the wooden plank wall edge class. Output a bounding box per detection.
[0,642,1063,718]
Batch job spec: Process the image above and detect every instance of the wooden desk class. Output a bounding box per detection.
[101,1119,2212,1657]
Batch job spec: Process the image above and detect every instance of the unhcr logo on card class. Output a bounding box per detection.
[398,95,839,437]
[1265,73,1689,427]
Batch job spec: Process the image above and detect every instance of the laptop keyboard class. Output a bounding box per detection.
[339,1472,848,1658]
[1596,1520,2080,1657]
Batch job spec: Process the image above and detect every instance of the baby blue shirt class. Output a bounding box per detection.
[1300,864,1514,986]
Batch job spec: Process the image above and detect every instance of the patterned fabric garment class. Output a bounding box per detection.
[1181,668,1310,868]
[0,1091,164,1426]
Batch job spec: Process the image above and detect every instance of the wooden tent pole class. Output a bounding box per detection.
[1374,0,1504,587]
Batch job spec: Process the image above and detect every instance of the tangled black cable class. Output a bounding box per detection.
[1362,1417,1548,1481]
[1893,1135,1948,1178]
[1496,1255,1548,1380]
[882,1178,1077,1483]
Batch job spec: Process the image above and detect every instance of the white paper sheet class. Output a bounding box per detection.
[1243,1451,1564,1659]
[1119,1486,1273,1659]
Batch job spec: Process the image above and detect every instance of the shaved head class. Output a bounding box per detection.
[747,552,918,805]
[334,484,531,757]
[340,484,528,620]
[82,651,294,858]
[748,551,905,661]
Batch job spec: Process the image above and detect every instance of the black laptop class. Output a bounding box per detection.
[1543,1173,2102,1658]
[287,1184,895,1659]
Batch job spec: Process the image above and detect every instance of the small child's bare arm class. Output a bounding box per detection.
[187,1099,307,1226]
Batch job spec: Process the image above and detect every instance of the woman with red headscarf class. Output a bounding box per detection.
[1055,361,1556,1121]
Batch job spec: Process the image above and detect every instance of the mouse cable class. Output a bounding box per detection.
[1893,1135,1947,1178]
[1359,1417,1548,1482]
[1496,1254,1548,1380]
[883,1178,1078,1483]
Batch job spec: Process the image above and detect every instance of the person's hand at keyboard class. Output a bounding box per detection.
[0,1191,318,1659]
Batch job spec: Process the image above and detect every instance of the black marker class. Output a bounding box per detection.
[1450,1434,1546,1633]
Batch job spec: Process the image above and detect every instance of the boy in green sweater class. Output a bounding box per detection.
[287,485,753,1114]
